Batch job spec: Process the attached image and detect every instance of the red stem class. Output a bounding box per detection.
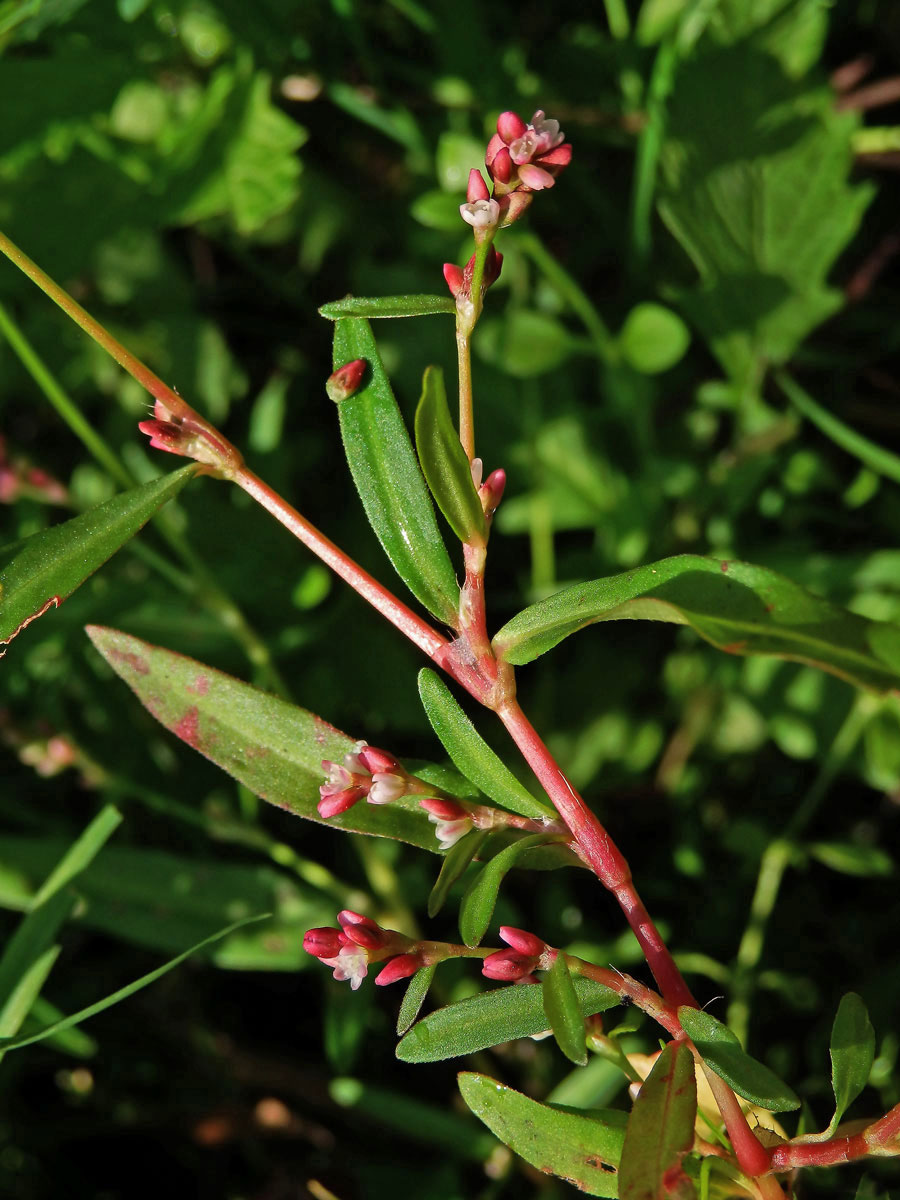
[769,1101,900,1170]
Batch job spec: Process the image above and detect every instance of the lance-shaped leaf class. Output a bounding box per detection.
[458,1073,627,1197]
[397,964,438,1036]
[543,952,588,1066]
[0,465,197,651]
[418,669,553,819]
[320,294,456,319]
[827,992,875,1135]
[427,829,489,918]
[332,318,459,624]
[415,365,486,544]
[397,976,619,1063]
[493,554,900,693]
[459,833,560,947]
[86,626,438,851]
[619,1040,697,1200]
[678,1007,800,1112]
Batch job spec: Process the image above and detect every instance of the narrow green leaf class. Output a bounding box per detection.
[829,992,875,1133]
[0,946,60,1048]
[397,964,437,1036]
[0,914,269,1051]
[0,465,197,650]
[678,1007,800,1112]
[777,371,900,486]
[418,669,553,819]
[87,627,440,851]
[493,554,900,694]
[807,841,894,878]
[619,1040,697,1200]
[459,833,559,947]
[333,318,459,624]
[458,1072,626,1197]
[427,829,489,918]
[414,365,486,544]
[397,976,619,1063]
[543,953,588,1066]
[320,294,455,319]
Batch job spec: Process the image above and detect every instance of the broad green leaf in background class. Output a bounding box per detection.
[827,992,875,1135]
[427,829,489,918]
[458,833,560,947]
[458,1073,627,1197]
[618,302,691,375]
[397,964,438,1036]
[418,669,554,818]
[542,952,588,1066]
[493,555,900,693]
[0,838,334,971]
[618,1040,697,1200]
[397,976,619,1063]
[475,309,576,378]
[332,318,460,624]
[657,43,873,392]
[414,365,486,544]
[86,627,439,850]
[0,914,268,1052]
[0,465,197,651]
[319,294,455,319]
[678,1007,800,1112]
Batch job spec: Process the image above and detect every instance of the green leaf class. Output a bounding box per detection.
[492,554,900,694]
[658,46,873,389]
[0,465,197,651]
[807,841,894,878]
[418,669,553,819]
[332,318,459,624]
[542,953,588,1066]
[458,1073,627,1197]
[397,977,619,1063]
[828,992,875,1134]
[678,1007,800,1112]
[476,309,575,378]
[86,627,440,851]
[459,834,559,947]
[319,294,455,319]
[397,964,438,1036]
[414,365,486,544]
[618,302,691,374]
[619,1040,697,1200]
[0,914,269,1052]
[427,829,489,918]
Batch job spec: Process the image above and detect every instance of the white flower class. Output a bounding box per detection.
[368,772,406,805]
[321,946,369,990]
[460,199,500,229]
[427,812,473,851]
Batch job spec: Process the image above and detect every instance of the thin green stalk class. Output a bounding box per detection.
[727,695,879,1043]
[517,231,616,359]
[630,39,679,275]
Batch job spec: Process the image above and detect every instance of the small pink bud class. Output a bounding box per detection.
[338,910,379,931]
[467,168,490,203]
[482,950,536,981]
[317,786,365,818]
[497,111,527,144]
[479,467,506,514]
[419,797,467,821]
[326,359,367,403]
[303,928,343,959]
[357,745,399,774]
[487,145,512,184]
[443,262,464,297]
[340,922,387,951]
[539,143,572,169]
[375,953,421,986]
[499,926,545,956]
[517,163,556,191]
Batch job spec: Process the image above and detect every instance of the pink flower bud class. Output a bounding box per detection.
[467,168,490,203]
[303,927,344,959]
[497,192,532,228]
[326,359,367,403]
[499,926,545,956]
[368,772,407,805]
[539,143,572,169]
[375,954,421,986]
[487,145,512,184]
[497,111,527,144]
[443,262,464,297]
[517,163,556,191]
[357,745,399,774]
[317,786,365,818]
[419,797,467,821]
[338,910,379,931]
[479,467,506,514]
[340,922,387,951]
[482,950,536,981]
[483,248,503,288]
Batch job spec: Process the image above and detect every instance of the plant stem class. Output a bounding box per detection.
[629,39,679,275]
[235,466,450,661]
[769,1098,900,1167]
[496,695,696,1010]
[457,329,474,460]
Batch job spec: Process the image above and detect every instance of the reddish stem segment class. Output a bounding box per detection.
[236,466,450,662]
[496,695,696,1010]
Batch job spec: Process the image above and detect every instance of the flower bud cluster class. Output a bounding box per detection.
[482,926,548,982]
[139,397,243,476]
[303,910,420,989]
[318,741,409,819]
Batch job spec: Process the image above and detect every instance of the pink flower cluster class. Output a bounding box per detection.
[482,926,547,982]
[303,910,420,989]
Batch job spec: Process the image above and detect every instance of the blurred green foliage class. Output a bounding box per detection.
[1,0,900,1196]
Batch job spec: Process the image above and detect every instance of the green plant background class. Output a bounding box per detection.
[1,0,899,1196]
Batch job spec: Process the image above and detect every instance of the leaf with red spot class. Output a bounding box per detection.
[618,1040,698,1200]
[493,553,900,693]
[85,625,440,849]
[0,466,198,653]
